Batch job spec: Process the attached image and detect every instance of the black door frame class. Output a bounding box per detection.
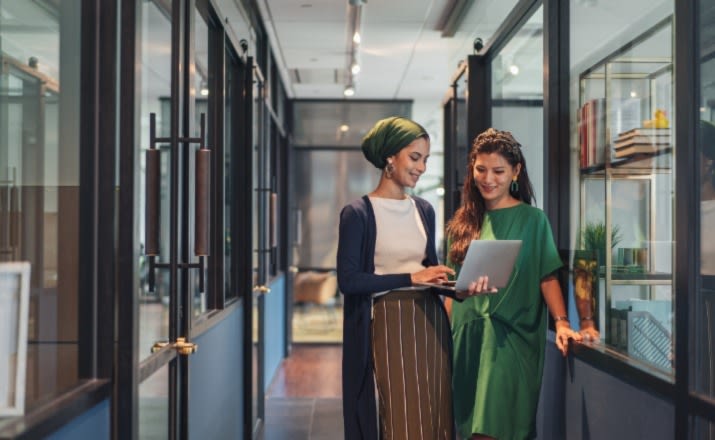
[115,0,213,438]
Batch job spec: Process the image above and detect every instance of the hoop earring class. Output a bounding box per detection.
[385,163,395,179]
[510,176,519,193]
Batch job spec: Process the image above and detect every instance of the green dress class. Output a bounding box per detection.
[451,203,562,440]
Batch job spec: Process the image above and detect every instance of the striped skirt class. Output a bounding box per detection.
[371,289,454,440]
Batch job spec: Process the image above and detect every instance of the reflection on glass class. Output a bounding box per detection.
[138,364,169,439]
[251,72,262,432]
[292,101,411,147]
[193,7,210,318]
[291,150,374,343]
[0,1,80,408]
[570,0,675,377]
[491,5,544,207]
[696,0,715,400]
[491,6,543,101]
[224,50,235,300]
[139,0,172,361]
[692,415,715,439]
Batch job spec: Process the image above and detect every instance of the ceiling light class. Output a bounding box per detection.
[630,91,637,98]
[508,64,519,76]
[700,107,707,113]
[199,80,209,96]
[340,124,350,132]
[344,0,363,97]
[436,187,445,197]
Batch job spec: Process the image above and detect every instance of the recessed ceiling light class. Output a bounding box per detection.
[351,63,360,75]
[339,124,350,132]
[344,85,355,97]
[508,64,519,75]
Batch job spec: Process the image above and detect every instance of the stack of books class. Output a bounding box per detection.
[613,128,671,158]
[578,98,607,167]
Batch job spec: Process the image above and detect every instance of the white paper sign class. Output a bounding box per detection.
[0,262,30,417]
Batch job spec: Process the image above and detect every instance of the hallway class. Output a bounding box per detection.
[265,345,343,439]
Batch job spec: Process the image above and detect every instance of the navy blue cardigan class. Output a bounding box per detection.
[336,195,440,440]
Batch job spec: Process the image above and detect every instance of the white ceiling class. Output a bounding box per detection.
[257,0,520,122]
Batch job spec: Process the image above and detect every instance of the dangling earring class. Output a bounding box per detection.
[385,161,395,179]
[510,175,519,193]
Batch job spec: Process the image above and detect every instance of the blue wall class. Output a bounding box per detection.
[264,274,286,392]
[189,303,244,440]
[563,356,674,439]
[47,400,110,440]
[536,334,567,439]
[538,332,675,439]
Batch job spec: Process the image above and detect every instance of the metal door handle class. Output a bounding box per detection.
[150,337,197,356]
[253,285,270,294]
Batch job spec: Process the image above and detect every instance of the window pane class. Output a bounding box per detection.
[569,0,675,377]
[290,101,431,343]
[491,5,544,207]
[292,101,411,147]
[0,1,82,410]
[690,415,715,440]
[695,0,715,399]
[224,49,236,301]
[138,364,169,439]
[193,6,210,317]
[138,0,172,362]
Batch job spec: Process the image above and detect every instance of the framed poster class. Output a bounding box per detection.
[0,262,30,417]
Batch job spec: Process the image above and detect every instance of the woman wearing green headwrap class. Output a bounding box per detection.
[337,116,457,440]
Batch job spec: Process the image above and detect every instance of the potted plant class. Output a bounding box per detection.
[581,221,622,268]
[572,221,622,330]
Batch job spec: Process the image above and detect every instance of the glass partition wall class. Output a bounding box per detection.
[0,0,82,416]
[491,5,545,208]
[569,1,675,378]
[290,100,412,343]
[695,0,715,434]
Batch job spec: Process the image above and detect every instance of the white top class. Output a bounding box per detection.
[702,200,715,275]
[369,196,427,296]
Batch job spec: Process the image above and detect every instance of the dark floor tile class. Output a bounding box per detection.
[265,397,344,439]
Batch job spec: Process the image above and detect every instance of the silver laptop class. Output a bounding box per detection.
[421,239,522,292]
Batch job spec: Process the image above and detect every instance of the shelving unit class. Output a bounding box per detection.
[576,18,674,374]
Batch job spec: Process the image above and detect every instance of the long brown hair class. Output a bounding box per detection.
[446,128,535,265]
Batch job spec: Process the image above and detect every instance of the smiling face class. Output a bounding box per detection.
[473,152,521,210]
[386,136,430,188]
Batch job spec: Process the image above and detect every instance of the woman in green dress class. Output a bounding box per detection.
[446,128,583,440]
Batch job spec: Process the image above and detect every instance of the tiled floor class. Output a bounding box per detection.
[265,345,344,439]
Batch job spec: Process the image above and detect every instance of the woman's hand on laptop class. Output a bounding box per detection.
[411,265,455,285]
[456,276,498,299]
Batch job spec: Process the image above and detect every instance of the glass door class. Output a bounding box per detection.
[134,0,209,437]
[250,60,269,438]
[135,1,175,437]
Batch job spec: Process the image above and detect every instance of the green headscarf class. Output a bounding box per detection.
[361,116,428,169]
